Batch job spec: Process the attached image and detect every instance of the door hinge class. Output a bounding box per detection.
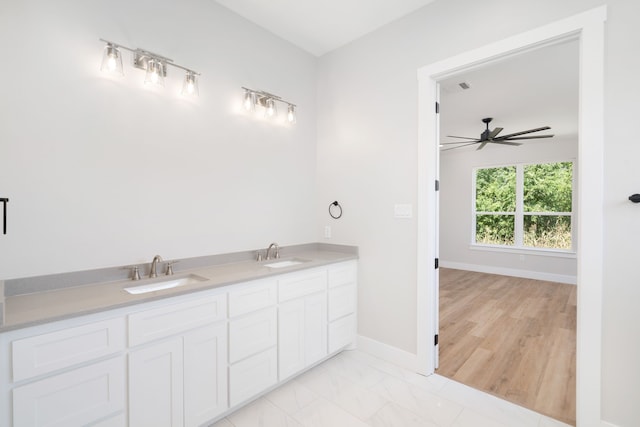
[434,334,439,346]
[435,180,440,191]
[435,258,439,269]
[435,102,440,114]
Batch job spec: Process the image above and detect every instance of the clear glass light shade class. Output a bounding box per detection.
[181,72,199,97]
[144,60,164,87]
[287,104,296,124]
[100,44,124,76]
[243,90,255,111]
[265,98,277,118]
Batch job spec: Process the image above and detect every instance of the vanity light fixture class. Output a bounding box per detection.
[100,43,124,76]
[99,39,200,96]
[241,87,296,124]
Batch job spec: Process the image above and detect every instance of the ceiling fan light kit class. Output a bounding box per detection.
[442,117,554,151]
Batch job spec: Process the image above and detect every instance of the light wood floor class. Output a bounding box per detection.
[436,268,576,425]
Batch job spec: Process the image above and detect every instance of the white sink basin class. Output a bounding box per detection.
[124,274,208,294]
[263,258,309,269]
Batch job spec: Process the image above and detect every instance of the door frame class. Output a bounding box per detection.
[416,6,606,426]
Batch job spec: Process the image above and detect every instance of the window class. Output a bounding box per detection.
[474,161,573,251]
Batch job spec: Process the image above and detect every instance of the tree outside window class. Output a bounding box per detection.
[474,162,573,250]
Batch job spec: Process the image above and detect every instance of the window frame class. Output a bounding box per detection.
[471,160,576,254]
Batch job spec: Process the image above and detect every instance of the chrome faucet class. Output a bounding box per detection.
[149,255,163,278]
[265,243,280,260]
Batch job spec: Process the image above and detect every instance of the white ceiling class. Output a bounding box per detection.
[439,39,579,152]
[214,0,437,56]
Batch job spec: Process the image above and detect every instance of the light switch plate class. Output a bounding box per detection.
[394,204,413,218]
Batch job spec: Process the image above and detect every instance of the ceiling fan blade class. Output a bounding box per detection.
[440,140,480,145]
[476,141,489,150]
[488,127,503,139]
[491,140,522,146]
[441,141,479,151]
[494,126,551,140]
[501,135,554,141]
[446,135,480,140]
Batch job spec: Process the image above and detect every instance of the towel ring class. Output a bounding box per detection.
[329,201,342,219]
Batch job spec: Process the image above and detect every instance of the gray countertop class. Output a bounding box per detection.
[1,245,357,333]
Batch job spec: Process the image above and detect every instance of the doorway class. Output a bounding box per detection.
[415,7,606,426]
[434,38,579,424]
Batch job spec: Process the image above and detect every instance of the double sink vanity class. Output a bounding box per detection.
[0,243,358,427]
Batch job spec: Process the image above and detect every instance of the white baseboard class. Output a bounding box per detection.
[601,421,621,427]
[357,335,418,371]
[440,261,577,285]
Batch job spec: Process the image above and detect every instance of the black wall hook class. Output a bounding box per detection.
[1,198,8,235]
[629,194,640,203]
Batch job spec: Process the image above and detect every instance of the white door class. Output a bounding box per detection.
[129,337,184,427]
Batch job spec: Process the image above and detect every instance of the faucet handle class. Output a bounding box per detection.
[131,266,141,281]
[256,251,264,261]
[165,260,179,276]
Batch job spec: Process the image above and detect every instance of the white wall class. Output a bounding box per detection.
[439,137,578,282]
[315,0,640,425]
[0,0,318,279]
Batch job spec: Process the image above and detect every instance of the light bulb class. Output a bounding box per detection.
[265,98,276,117]
[100,43,124,76]
[144,59,164,87]
[181,72,199,97]
[287,105,296,124]
[243,90,255,111]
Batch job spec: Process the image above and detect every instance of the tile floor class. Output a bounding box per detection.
[212,349,573,427]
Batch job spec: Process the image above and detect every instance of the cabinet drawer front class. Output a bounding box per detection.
[328,283,357,322]
[128,293,226,346]
[13,357,125,427]
[229,347,277,407]
[328,313,357,354]
[229,307,277,363]
[12,317,125,382]
[228,279,277,317]
[328,261,357,289]
[278,269,327,302]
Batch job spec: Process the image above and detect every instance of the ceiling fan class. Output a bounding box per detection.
[441,117,553,151]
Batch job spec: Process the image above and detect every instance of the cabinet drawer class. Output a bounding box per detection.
[228,279,277,317]
[328,261,357,289]
[229,307,277,363]
[12,317,125,382]
[229,347,277,407]
[129,293,226,346]
[278,269,327,302]
[329,313,356,354]
[328,283,357,322]
[13,356,125,427]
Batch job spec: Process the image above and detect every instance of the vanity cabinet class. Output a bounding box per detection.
[227,279,278,406]
[128,294,228,427]
[0,258,357,427]
[277,268,328,380]
[328,262,358,353]
[4,317,127,427]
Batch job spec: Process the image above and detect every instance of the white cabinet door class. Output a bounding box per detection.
[184,323,228,427]
[278,292,327,381]
[129,337,184,427]
[278,299,305,380]
[304,292,328,366]
[12,357,125,427]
